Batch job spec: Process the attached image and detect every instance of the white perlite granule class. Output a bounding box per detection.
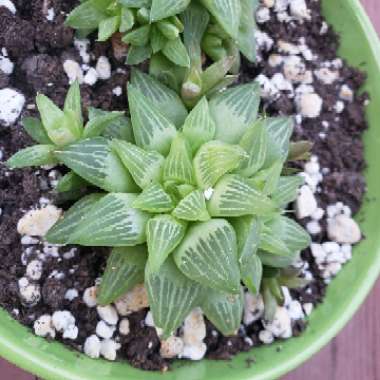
[0,49,14,75]
[97,305,119,325]
[83,286,98,307]
[96,56,111,80]
[46,7,55,21]
[84,335,101,359]
[63,60,83,84]
[0,88,25,126]
[0,0,16,14]
[34,315,55,338]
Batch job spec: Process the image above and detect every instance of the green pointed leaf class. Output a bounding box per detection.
[133,183,174,213]
[262,161,284,195]
[239,120,267,177]
[182,97,215,152]
[64,81,83,128]
[146,258,203,338]
[172,190,210,222]
[208,175,277,217]
[162,37,190,68]
[201,0,241,39]
[150,0,191,22]
[56,171,88,193]
[157,20,180,40]
[83,111,124,138]
[122,24,151,46]
[147,215,186,272]
[272,176,304,207]
[174,219,240,293]
[128,85,177,155]
[242,254,262,295]
[111,139,165,189]
[193,141,248,189]
[209,82,261,144]
[130,69,188,128]
[237,0,256,62]
[21,117,52,144]
[98,246,147,305]
[176,184,195,198]
[65,0,113,29]
[55,137,138,192]
[7,145,58,169]
[120,7,135,33]
[46,194,104,244]
[70,193,150,246]
[119,0,150,7]
[150,25,166,53]
[201,288,243,336]
[126,45,152,65]
[98,15,120,41]
[163,134,194,184]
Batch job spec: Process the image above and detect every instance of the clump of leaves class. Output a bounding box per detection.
[8,73,310,338]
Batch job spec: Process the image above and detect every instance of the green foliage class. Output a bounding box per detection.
[9,76,311,336]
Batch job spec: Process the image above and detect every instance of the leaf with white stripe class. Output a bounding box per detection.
[182,97,215,152]
[64,80,83,128]
[150,0,191,22]
[200,0,241,39]
[55,171,88,193]
[21,117,53,145]
[98,246,147,305]
[237,0,256,62]
[272,176,304,207]
[162,37,190,68]
[209,82,260,144]
[238,119,267,177]
[147,215,186,272]
[193,141,248,189]
[242,254,262,295]
[173,219,240,293]
[55,137,138,192]
[128,84,177,155]
[145,257,203,338]
[208,175,276,217]
[111,139,164,189]
[133,183,174,213]
[172,190,210,222]
[201,288,243,336]
[7,145,58,169]
[131,69,188,128]
[83,111,124,138]
[163,134,194,184]
[46,193,104,244]
[69,193,150,246]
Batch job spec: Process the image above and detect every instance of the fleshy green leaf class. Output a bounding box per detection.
[126,45,152,65]
[98,15,120,41]
[111,139,165,189]
[69,193,150,246]
[97,246,147,305]
[130,69,188,128]
[288,141,313,162]
[55,137,138,192]
[46,193,104,244]
[120,7,135,33]
[207,175,277,217]
[174,219,240,293]
[133,183,174,213]
[172,190,210,222]
[150,25,167,53]
[56,171,88,193]
[262,161,284,195]
[237,0,256,62]
[193,141,248,189]
[242,254,262,295]
[21,117,52,145]
[201,288,243,336]
[146,215,186,272]
[145,258,203,338]
[162,37,190,68]
[119,0,150,7]
[200,0,241,39]
[157,20,181,40]
[272,176,304,207]
[6,145,58,169]
[128,85,177,155]
[83,111,124,138]
[182,97,215,152]
[163,134,194,184]
[64,81,83,128]
[209,82,260,144]
[238,119,267,177]
[150,0,191,22]
[122,24,151,46]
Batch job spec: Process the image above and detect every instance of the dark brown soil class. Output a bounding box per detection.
[0,0,368,371]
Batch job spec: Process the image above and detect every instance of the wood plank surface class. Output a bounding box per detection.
[0,1,379,379]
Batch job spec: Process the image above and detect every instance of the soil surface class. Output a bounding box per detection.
[0,0,368,371]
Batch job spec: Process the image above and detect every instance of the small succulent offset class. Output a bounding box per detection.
[8,72,310,338]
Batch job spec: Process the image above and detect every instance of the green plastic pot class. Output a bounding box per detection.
[1,0,380,379]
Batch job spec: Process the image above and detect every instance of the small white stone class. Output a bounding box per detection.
[323,262,342,278]
[327,214,361,244]
[17,205,62,237]
[277,40,300,55]
[0,0,16,14]
[311,208,324,221]
[74,39,90,64]
[259,330,274,344]
[334,100,345,114]
[52,310,75,332]
[283,56,306,83]
[243,292,265,325]
[303,303,313,316]
[204,187,214,201]
[63,324,78,340]
[322,241,340,254]
[0,54,14,75]
[287,300,304,320]
[83,286,98,308]
[274,0,289,13]
[160,336,184,359]
[21,235,39,245]
[34,315,55,338]
[289,0,310,20]
[182,308,206,346]
[46,7,55,21]
[26,260,43,280]
[84,335,101,359]
[18,277,29,288]
[256,7,270,23]
[64,288,79,301]
[97,305,118,325]
[255,31,274,52]
[96,56,112,80]
[268,54,284,67]
[296,185,318,219]
[119,318,130,335]
[296,92,323,118]
[181,342,207,361]
[114,284,149,316]
[271,73,293,92]
[264,307,292,338]
[83,68,98,86]
[281,286,292,307]
[0,88,25,126]
[339,84,354,102]
[320,21,329,35]
[19,282,41,307]
[96,320,116,339]
[255,74,279,99]
[263,0,275,7]
[100,339,121,361]
[306,220,321,235]
[63,60,83,84]
[314,68,339,85]
[112,86,122,96]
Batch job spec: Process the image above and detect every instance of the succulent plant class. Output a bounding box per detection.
[8,72,310,338]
